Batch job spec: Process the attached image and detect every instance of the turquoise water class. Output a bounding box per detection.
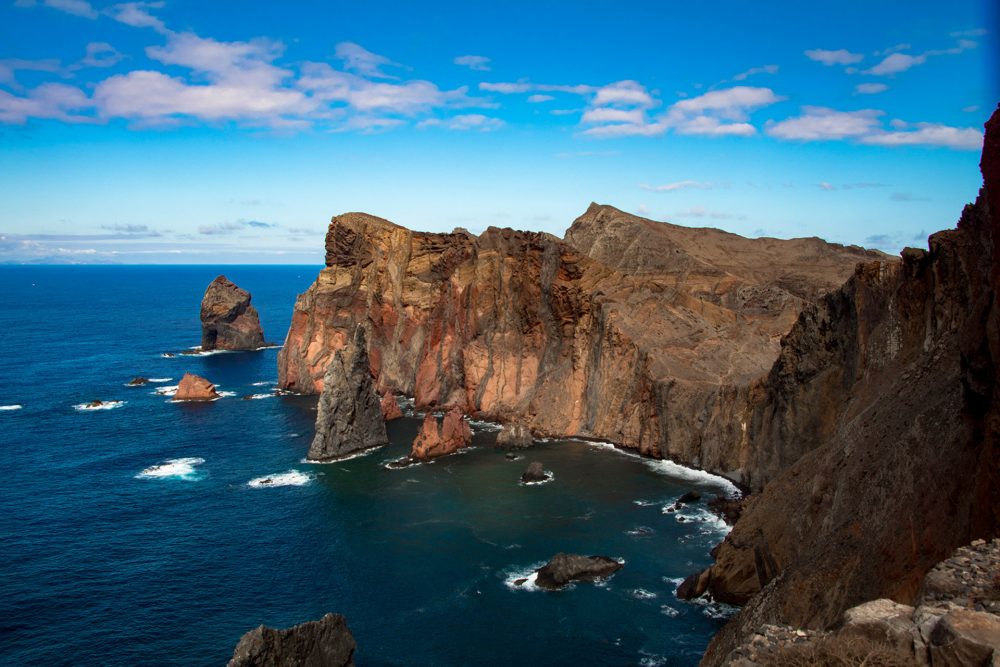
[0,266,734,666]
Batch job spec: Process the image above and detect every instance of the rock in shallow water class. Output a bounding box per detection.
[520,461,548,483]
[227,612,356,667]
[410,408,471,460]
[309,326,388,461]
[534,553,623,590]
[173,372,219,401]
[200,275,266,351]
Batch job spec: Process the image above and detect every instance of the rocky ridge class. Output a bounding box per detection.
[228,612,356,667]
[201,275,266,351]
[278,205,880,484]
[698,106,1000,665]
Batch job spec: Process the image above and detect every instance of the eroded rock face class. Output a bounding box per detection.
[201,275,266,351]
[380,392,403,421]
[227,612,356,667]
[410,409,471,460]
[278,209,876,480]
[699,106,1000,666]
[534,553,623,590]
[496,423,532,449]
[173,372,219,401]
[309,327,388,461]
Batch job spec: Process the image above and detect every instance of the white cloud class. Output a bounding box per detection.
[17,0,98,18]
[417,114,504,131]
[950,28,987,37]
[0,82,92,124]
[526,94,553,103]
[855,83,888,94]
[592,80,654,108]
[0,58,66,89]
[640,181,713,192]
[963,105,980,113]
[861,123,983,150]
[804,49,864,66]
[81,42,124,68]
[864,52,926,75]
[674,115,756,136]
[478,81,595,95]
[670,86,782,118]
[731,64,779,81]
[581,107,645,125]
[454,55,491,71]
[766,107,883,140]
[335,41,400,79]
[818,182,835,191]
[108,2,167,32]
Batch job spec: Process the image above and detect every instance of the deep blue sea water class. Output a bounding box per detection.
[0,266,736,666]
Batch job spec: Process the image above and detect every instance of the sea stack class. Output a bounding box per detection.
[308,326,388,461]
[228,612,356,667]
[410,408,471,461]
[173,372,220,401]
[200,275,266,351]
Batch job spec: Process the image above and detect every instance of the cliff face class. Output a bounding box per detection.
[699,106,1000,665]
[278,209,877,480]
[200,275,266,351]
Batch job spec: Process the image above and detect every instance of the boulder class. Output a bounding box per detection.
[380,393,403,421]
[520,461,548,483]
[677,568,711,600]
[309,327,388,461]
[496,423,533,449]
[173,372,219,401]
[928,609,1000,666]
[200,275,266,351]
[410,408,471,460]
[127,377,149,386]
[534,553,623,590]
[227,612,356,667]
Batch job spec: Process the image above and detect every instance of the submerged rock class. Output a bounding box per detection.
[496,423,533,449]
[380,392,403,421]
[534,553,623,590]
[309,327,388,461]
[127,377,149,386]
[173,372,219,401]
[227,612,356,667]
[200,275,266,351]
[520,461,548,483]
[410,408,471,461]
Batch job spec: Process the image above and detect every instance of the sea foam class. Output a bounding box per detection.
[0,404,23,411]
[74,400,125,411]
[136,457,205,480]
[247,470,314,488]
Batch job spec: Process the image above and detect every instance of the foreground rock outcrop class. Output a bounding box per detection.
[173,372,219,401]
[410,408,471,460]
[278,206,879,481]
[201,275,266,351]
[534,553,624,590]
[698,106,1000,665]
[228,612,356,667]
[723,539,1000,666]
[309,327,388,461]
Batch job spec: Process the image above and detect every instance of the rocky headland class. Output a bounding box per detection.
[277,201,880,481]
[201,275,266,351]
[309,326,388,461]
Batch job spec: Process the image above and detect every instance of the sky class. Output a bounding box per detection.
[0,0,997,264]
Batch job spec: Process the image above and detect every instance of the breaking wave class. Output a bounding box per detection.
[136,457,205,481]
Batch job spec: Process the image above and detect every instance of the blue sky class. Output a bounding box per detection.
[0,0,997,263]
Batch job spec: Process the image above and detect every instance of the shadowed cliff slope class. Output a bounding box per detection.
[698,105,1000,665]
[277,205,878,482]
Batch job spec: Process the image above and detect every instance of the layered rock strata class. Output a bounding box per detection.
[173,372,219,401]
[228,612,356,667]
[699,106,1000,665]
[278,207,878,483]
[201,275,266,351]
[410,408,471,460]
[309,326,388,461]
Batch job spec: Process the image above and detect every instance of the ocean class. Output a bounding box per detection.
[0,266,736,666]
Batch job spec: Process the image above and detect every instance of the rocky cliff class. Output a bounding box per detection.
[698,106,1000,665]
[228,613,356,667]
[201,275,266,351]
[278,206,879,482]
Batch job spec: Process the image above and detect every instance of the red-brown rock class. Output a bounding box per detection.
[173,372,220,401]
[380,392,402,421]
[410,409,471,460]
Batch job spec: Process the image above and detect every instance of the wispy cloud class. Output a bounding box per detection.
[335,41,403,79]
[640,180,714,192]
[889,192,930,202]
[454,55,491,71]
[15,0,98,19]
[804,49,864,66]
[729,64,779,82]
[198,219,278,235]
[863,38,977,75]
[855,83,888,95]
[417,113,504,131]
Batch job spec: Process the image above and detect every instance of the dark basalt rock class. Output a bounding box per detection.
[227,612,356,667]
[520,461,548,483]
[309,326,388,461]
[534,553,623,590]
[127,377,148,386]
[200,275,266,351]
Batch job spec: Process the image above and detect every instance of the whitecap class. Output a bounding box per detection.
[251,380,275,387]
[644,459,740,496]
[148,378,172,383]
[301,447,381,464]
[626,526,655,537]
[519,471,554,486]
[136,457,205,480]
[217,391,237,398]
[254,344,283,351]
[631,588,658,600]
[244,393,275,400]
[659,604,680,618]
[74,400,125,411]
[466,418,502,432]
[153,385,179,396]
[667,505,730,536]
[247,470,314,488]
[502,562,546,592]
[632,499,659,507]
[639,655,668,667]
[0,404,23,411]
